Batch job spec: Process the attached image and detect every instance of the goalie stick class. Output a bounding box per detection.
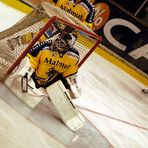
[46,80,85,131]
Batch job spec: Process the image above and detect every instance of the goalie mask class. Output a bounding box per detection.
[63,25,75,33]
[54,33,72,52]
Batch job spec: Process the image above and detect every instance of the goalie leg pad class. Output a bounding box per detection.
[46,80,85,131]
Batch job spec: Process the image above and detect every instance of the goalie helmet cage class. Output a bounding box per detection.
[0,2,101,81]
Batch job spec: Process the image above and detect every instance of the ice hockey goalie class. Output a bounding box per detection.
[26,25,81,99]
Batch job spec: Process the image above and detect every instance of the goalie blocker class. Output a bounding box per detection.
[46,80,85,131]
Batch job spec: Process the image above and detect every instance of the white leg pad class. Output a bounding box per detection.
[46,80,85,131]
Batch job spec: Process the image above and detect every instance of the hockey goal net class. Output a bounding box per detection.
[0,2,101,81]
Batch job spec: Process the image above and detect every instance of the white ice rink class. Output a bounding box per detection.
[0,2,148,148]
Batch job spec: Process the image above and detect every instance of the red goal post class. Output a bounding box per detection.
[0,3,101,81]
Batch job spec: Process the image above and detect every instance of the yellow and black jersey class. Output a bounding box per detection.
[52,0,95,28]
[27,40,79,87]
